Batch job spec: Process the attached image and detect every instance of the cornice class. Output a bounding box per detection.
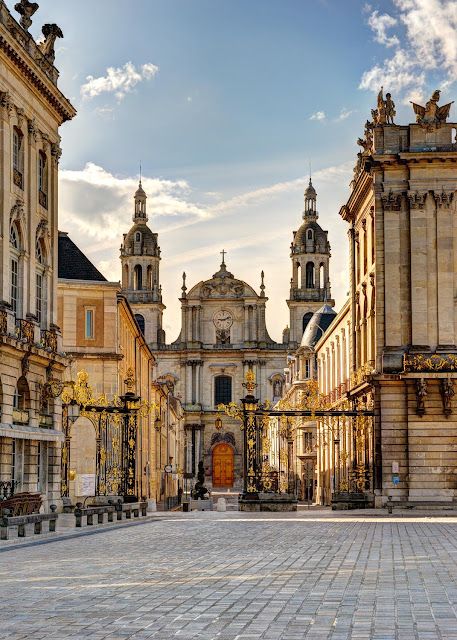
[0,16,76,123]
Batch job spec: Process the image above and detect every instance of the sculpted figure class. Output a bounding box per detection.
[38,24,63,64]
[411,90,454,129]
[385,93,396,124]
[14,0,39,30]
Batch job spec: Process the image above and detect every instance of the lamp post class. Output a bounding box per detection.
[61,400,80,497]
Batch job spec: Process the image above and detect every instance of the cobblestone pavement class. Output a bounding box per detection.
[2,511,457,640]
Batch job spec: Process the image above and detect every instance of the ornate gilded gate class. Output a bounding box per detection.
[220,372,375,502]
[60,370,151,500]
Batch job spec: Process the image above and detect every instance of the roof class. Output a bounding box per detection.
[58,232,107,281]
[300,304,336,349]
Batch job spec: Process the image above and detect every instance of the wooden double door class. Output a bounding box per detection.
[212,443,234,487]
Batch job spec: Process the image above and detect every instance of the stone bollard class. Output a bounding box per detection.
[216,497,227,512]
[387,496,393,515]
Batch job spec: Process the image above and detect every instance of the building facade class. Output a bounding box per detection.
[119,181,334,490]
[57,233,184,505]
[0,2,75,508]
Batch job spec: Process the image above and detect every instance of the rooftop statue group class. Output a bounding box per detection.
[14,0,63,64]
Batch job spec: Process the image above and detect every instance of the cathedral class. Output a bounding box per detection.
[120,175,333,490]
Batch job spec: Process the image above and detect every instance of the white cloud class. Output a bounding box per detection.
[336,108,355,121]
[368,10,399,47]
[80,62,159,101]
[309,111,326,121]
[361,0,457,101]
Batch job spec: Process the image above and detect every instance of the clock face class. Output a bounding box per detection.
[213,309,233,330]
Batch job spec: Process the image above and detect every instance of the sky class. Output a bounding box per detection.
[17,0,457,342]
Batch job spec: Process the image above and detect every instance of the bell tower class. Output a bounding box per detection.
[287,178,334,346]
[120,182,165,348]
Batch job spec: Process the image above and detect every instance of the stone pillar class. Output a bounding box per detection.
[409,194,429,346]
[436,194,455,346]
[383,198,402,346]
[185,362,192,405]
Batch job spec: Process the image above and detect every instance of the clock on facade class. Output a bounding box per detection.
[213,309,233,330]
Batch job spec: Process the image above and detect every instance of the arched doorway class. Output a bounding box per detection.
[212,443,234,487]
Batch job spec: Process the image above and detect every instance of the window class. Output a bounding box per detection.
[37,442,48,493]
[305,262,315,288]
[13,127,24,189]
[11,440,16,483]
[135,231,141,242]
[36,273,43,324]
[38,152,48,208]
[305,359,310,378]
[10,225,20,315]
[307,229,313,240]
[215,375,232,406]
[11,258,18,313]
[134,264,143,290]
[85,308,94,339]
[135,314,145,335]
[36,240,45,325]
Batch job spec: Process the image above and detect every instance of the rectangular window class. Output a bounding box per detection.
[305,359,310,379]
[37,442,48,493]
[11,440,16,482]
[36,272,43,324]
[13,129,23,189]
[214,375,232,406]
[85,308,94,339]
[11,258,18,313]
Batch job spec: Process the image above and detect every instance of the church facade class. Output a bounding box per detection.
[120,177,334,490]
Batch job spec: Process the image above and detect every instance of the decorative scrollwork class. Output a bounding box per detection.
[404,353,457,372]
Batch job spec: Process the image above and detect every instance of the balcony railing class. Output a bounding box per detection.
[13,168,23,189]
[15,318,35,344]
[41,329,57,352]
[38,190,48,209]
[12,409,29,425]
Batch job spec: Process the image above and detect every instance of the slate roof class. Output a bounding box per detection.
[58,232,107,281]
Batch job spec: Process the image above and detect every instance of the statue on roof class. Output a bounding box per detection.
[38,24,63,64]
[371,87,395,125]
[411,90,454,130]
[14,0,39,31]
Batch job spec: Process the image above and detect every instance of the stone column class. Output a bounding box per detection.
[435,193,455,346]
[382,195,402,346]
[409,193,429,346]
[185,361,192,405]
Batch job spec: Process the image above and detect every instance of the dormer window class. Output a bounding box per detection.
[307,229,313,240]
[135,231,141,243]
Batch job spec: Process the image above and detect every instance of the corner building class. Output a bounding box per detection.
[338,99,457,504]
[0,2,75,508]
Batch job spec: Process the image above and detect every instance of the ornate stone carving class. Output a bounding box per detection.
[27,117,37,141]
[10,199,25,224]
[415,378,427,416]
[410,90,454,131]
[36,219,49,242]
[440,379,455,416]
[50,141,62,165]
[354,120,374,181]
[372,87,395,125]
[407,191,427,210]
[38,24,63,64]
[0,91,14,116]
[15,107,25,128]
[381,191,402,211]
[434,191,453,208]
[405,353,457,372]
[14,0,39,31]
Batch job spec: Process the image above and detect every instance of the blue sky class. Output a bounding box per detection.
[20,0,457,341]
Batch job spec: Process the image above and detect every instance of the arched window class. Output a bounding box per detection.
[134,264,143,290]
[302,312,313,332]
[319,263,325,290]
[13,127,24,189]
[10,224,20,315]
[307,229,313,241]
[305,262,315,288]
[14,377,30,411]
[38,151,48,208]
[135,231,141,243]
[296,262,301,287]
[214,375,232,406]
[36,239,46,326]
[135,314,145,335]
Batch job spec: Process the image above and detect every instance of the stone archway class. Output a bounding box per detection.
[212,442,234,487]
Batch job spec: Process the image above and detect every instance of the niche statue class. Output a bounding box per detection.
[192,460,210,499]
